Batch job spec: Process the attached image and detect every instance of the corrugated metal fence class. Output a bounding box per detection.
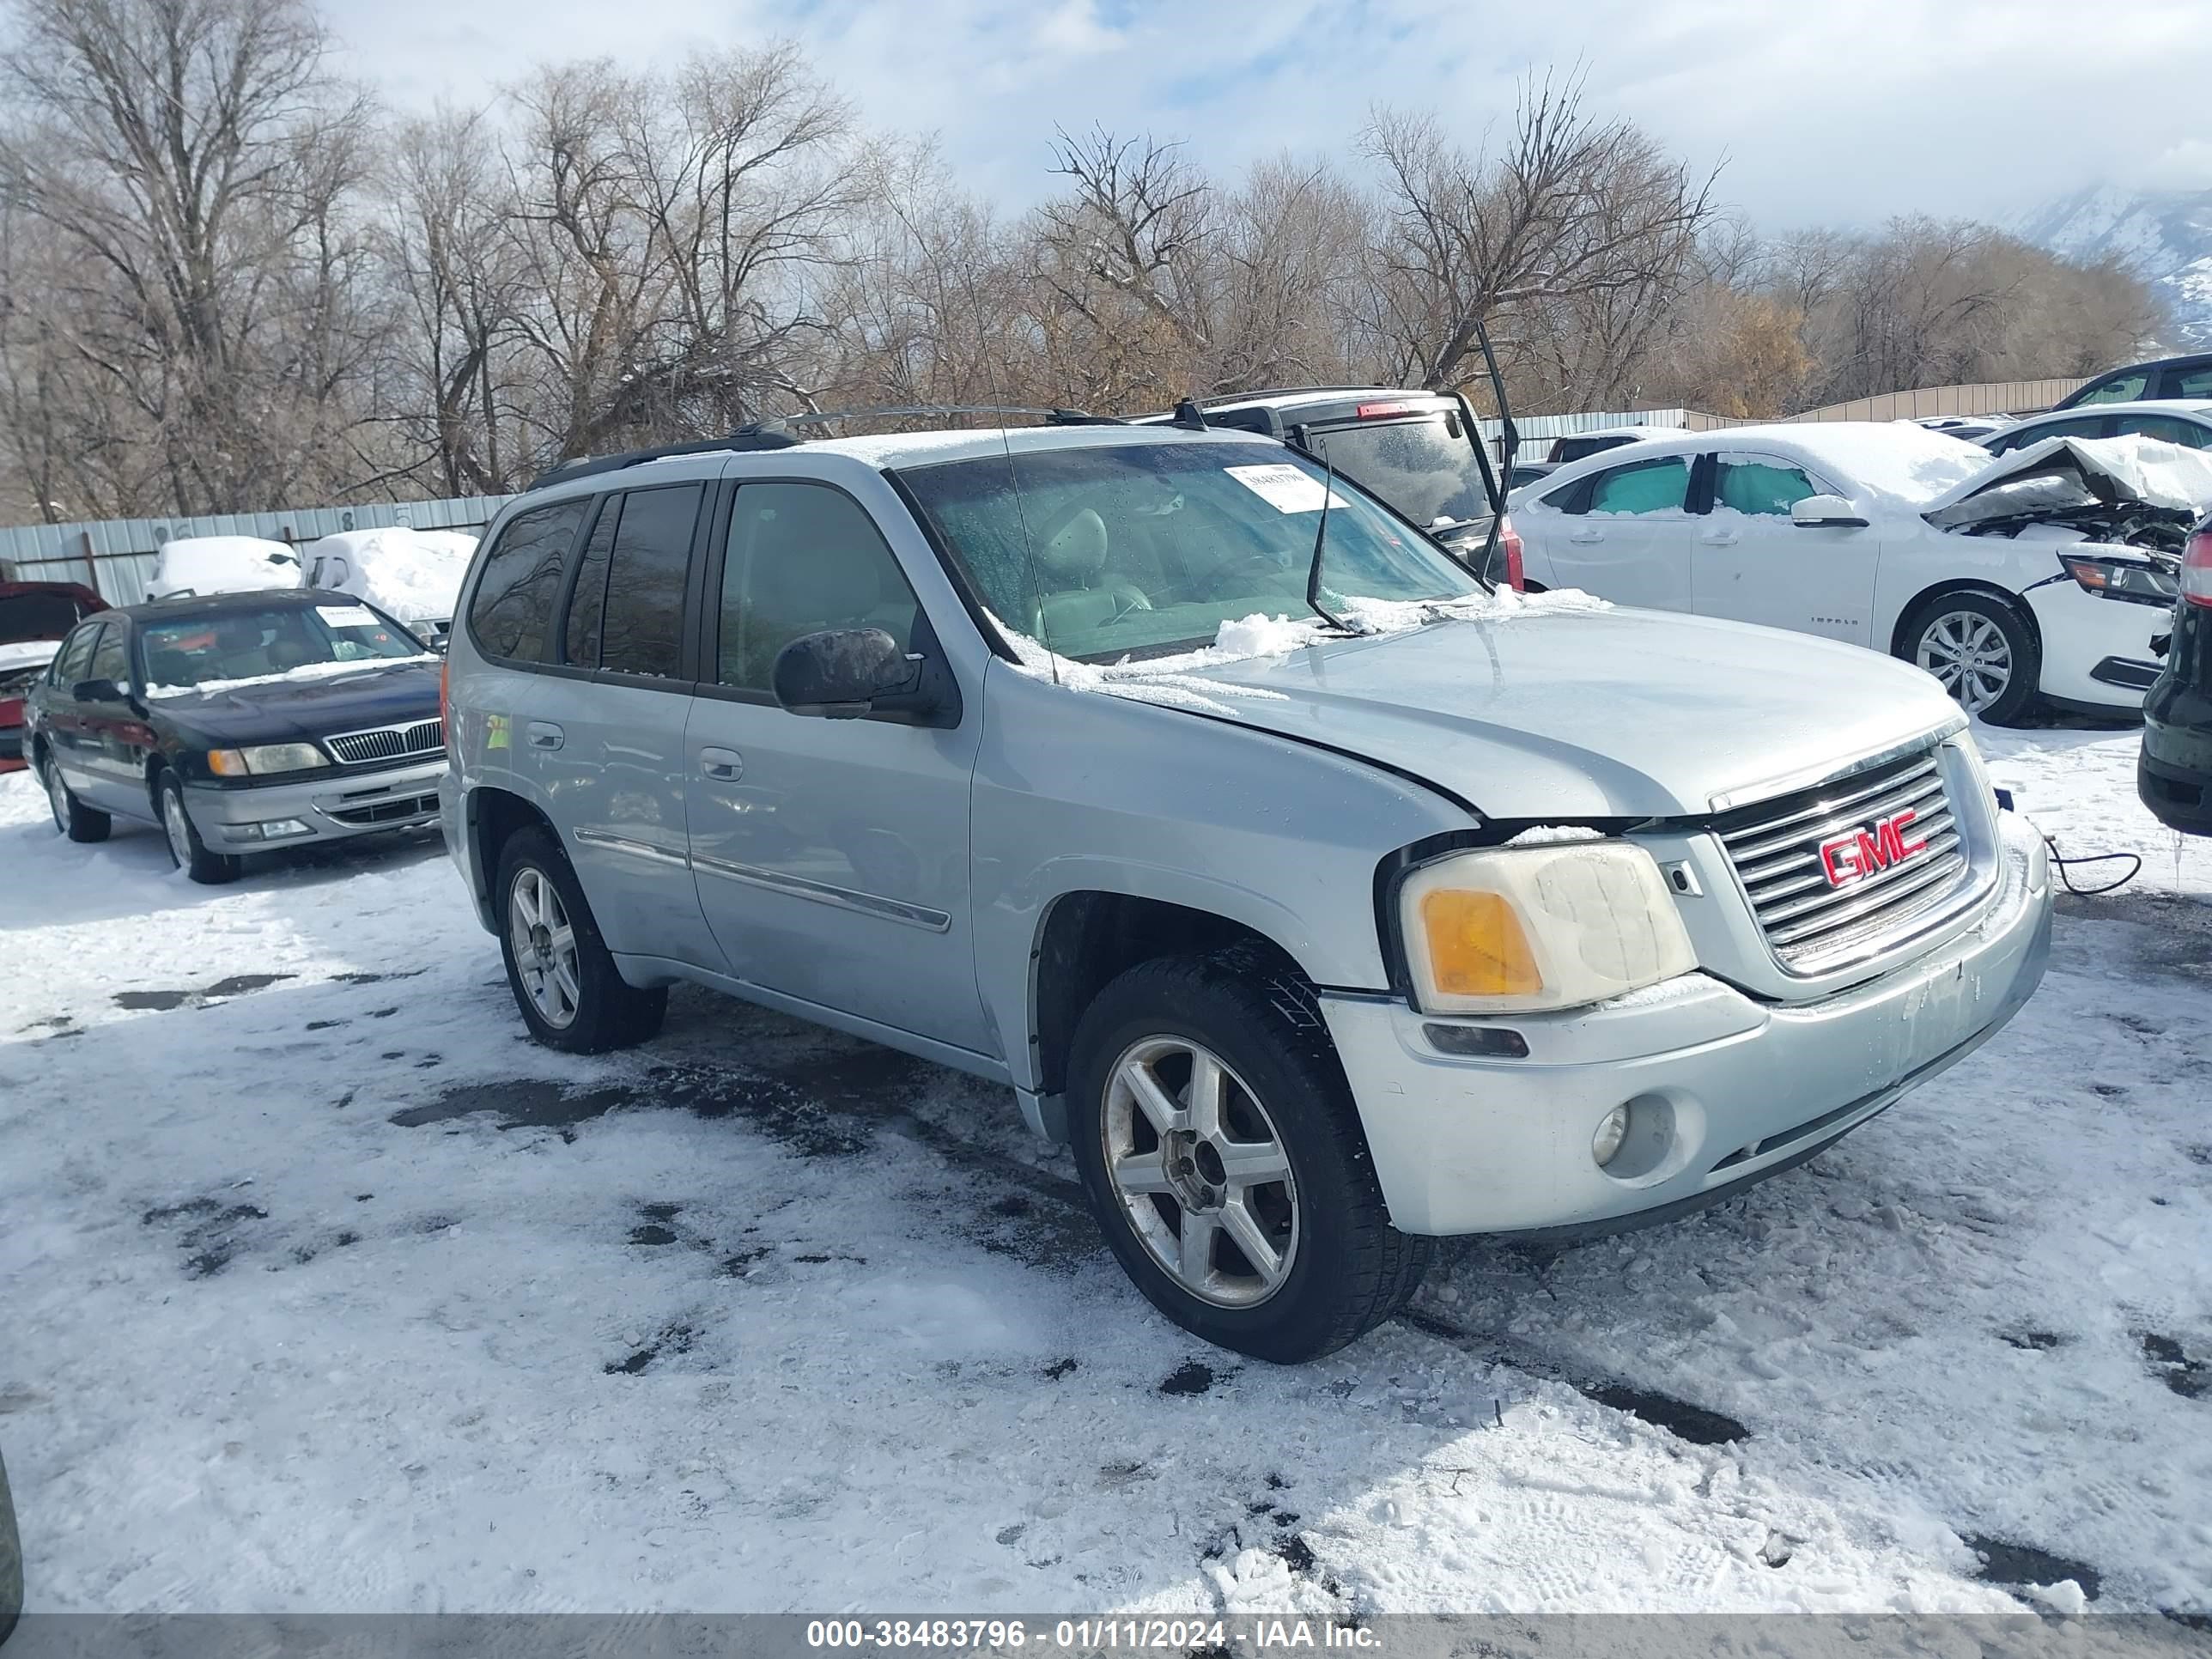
[0,495,514,607]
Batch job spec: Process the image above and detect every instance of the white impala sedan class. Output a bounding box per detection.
[1511,422,2197,722]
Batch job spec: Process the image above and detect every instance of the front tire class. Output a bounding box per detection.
[42,752,110,843]
[159,772,239,884]
[1066,952,1433,1363]
[1901,592,2040,726]
[495,826,666,1054]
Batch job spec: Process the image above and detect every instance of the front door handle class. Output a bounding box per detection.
[1568,528,1604,544]
[526,720,564,750]
[699,747,744,781]
[1700,530,1741,546]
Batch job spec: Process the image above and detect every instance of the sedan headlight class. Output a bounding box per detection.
[207,743,330,776]
[2057,552,2179,605]
[1400,842,1695,1015]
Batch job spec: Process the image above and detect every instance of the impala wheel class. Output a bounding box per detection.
[1903,593,2039,726]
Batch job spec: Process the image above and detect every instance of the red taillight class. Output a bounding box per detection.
[1500,517,1525,592]
[2184,526,2212,608]
[1355,400,1423,420]
[439,653,451,744]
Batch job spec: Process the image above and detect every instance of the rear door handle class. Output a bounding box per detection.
[1568,529,1604,544]
[699,746,744,781]
[526,721,564,750]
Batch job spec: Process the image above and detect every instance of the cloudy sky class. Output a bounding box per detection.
[328,0,2212,230]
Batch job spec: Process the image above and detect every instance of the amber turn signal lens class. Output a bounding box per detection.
[1419,890,1543,998]
[206,749,249,777]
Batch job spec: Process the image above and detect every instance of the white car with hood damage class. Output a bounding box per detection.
[438,419,2053,1363]
[1511,422,2196,721]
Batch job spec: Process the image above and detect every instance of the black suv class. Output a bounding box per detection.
[2140,514,2212,836]
[1161,388,1521,588]
[2056,351,2212,410]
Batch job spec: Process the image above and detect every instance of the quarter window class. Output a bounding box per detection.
[468,499,588,662]
[1587,456,1690,515]
[1713,456,1819,516]
[597,483,702,679]
[718,483,920,693]
[52,623,100,686]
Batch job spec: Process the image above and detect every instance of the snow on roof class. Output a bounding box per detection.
[805,422,1279,469]
[146,536,300,602]
[300,527,476,624]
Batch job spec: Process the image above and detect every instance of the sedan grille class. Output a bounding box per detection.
[1712,746,1974,974]
[325,719,444,768]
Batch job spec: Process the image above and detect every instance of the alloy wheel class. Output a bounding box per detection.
[1101,1035,1298,1309]
[162,791,194,869]
[1915,611,2013,714]
[508,867,580,1029]
[45,762,70,833]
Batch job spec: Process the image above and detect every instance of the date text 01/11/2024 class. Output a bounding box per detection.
[804,1620,1381,1650]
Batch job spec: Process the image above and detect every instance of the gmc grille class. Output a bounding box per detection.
[1712,746,1974,974]
[325,720,444,768]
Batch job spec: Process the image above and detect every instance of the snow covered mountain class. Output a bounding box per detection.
[2012,185,2212,346]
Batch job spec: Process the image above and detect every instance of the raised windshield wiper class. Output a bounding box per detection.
[1304,444,1356,634]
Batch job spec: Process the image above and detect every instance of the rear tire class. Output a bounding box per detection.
[42,752,111,843]
[1899,592,2040,726]
[159,772,240,884]
[495,826,665,1054]
[1066,951,1433,1363]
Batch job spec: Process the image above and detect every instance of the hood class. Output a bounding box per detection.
[0,639,59,678]
[1188,609,1962,819]
[1923,433,2212,530]
[149,659,440,747]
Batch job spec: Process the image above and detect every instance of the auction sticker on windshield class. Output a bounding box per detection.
[1224,464,1349,514]
[317,605,380,628]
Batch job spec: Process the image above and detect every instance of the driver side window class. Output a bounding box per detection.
[718,482,920,694]
[1713,455,1820,516]
[52,623,100,687]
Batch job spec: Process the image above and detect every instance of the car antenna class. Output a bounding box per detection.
[1304,441,1354,634]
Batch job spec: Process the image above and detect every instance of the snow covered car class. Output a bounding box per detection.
[1546,423,1687,465]
[26,590,444,882]
[143,535,299,603]
[299,527,477,649]
[0,580,107,773]
[1512,423,2196,723]
[439,419,2053,1362]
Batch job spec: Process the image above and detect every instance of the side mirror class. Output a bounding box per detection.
[1791,494,1869,528]
[772,629,921,719]
[71,677,123,703]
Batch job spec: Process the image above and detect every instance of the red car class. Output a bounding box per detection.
[1,580,108,773]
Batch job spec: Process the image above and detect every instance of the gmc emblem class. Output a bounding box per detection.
[1819,808,1929,888]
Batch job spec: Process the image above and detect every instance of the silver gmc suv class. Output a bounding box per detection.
[437,419,2054,1362]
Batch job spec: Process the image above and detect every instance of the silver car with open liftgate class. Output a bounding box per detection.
[438,417,2053,1361]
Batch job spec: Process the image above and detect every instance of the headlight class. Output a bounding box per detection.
[1399,842,1695,1015]
[2057,553,2179,604]
[207,743,330,776]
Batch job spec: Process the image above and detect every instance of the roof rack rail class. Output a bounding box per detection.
[1188,385,1416,409]
[526,404,1127,491]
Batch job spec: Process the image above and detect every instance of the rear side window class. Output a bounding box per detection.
[598,483,702,679]
[52,623,100,686]
[1588,457,1690,514]
[2072,372,2148,406]
[2172,368,2212,399]
[468,500,588,662]
[562,497,620,667]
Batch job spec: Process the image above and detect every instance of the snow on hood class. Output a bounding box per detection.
[146,653,437,702]
[0,637,60,677]
[146,536,299,601]
[301,527,475,623]
[997,587,1609,717]
[1922,432,2212,528]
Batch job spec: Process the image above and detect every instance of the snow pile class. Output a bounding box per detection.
[144,537,300,602]
[0,638,60,678]
[1001,587,1608,716]
[145,654,434,701]
[1708,422,1993,506]
[300,528,476,625]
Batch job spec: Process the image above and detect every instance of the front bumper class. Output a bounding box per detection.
[1322,816,2054,1237]
[183,756,448,848]
[2026,583,2166,710]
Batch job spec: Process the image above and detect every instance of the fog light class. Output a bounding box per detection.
[259,818,313,841]
[1592,1104,1631,1167]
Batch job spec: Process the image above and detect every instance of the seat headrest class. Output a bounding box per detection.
[1035,505,1108,585]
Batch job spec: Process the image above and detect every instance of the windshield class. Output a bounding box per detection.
[896,439,1481,663]
[138,602,425,692]
[1304,416,1492,529]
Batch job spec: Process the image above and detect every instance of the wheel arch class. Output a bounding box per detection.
[1026,890,1314,1109]
[467,785,559,920]
[1889,579,2041,660]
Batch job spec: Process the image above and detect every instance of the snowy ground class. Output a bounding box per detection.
[1,717,2207,1621]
